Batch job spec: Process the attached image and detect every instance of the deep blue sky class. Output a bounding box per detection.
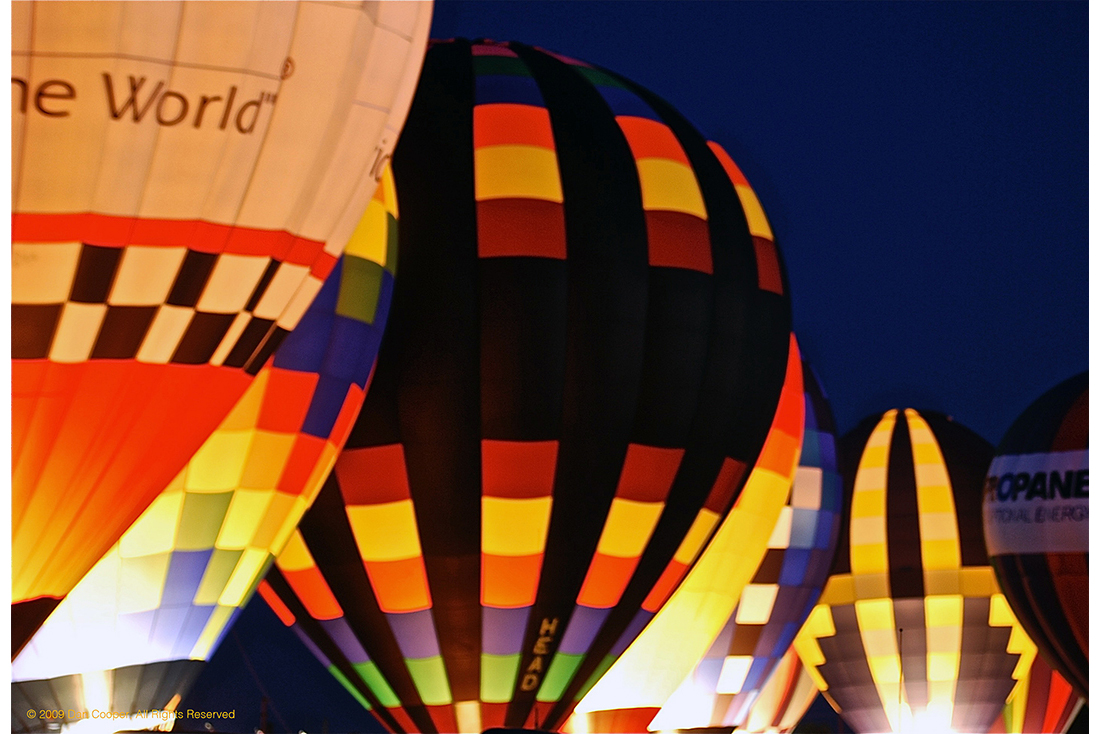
[182,3,1088,731]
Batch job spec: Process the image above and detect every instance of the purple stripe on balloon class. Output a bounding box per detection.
[608,608,655,659]
[321,616,371,664]
[385,609,441,660]
[557,605,610,655]
[482,606,530,656]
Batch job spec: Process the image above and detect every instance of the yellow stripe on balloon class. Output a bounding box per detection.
[474,145,564,203]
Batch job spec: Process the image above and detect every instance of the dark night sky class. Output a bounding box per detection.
[181,2,1088,732]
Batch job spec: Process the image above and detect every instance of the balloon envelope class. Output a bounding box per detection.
[795,409,1034,734]
[981,372,1088,698]
[11,169,399,731]
[571,339,805,732]
[646,360,842,732]
[264,37,793,734]
[10,0,431,653]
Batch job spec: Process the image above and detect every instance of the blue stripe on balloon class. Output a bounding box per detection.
[788,508,820,549]
[273,259,343,372]
[475,74,545,107]
[160,549,215,606]
[778,548,810,586]
[322,316,375,383]
[593,85,661,121]
[165,604,216,658]
[800,430,822,469]
[299,373,354,439]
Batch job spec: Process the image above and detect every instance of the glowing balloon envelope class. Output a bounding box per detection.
[981,372,1088,698]
[569,341,805,733]
[262,37,793,734]
[11,168,399,730]
[10,0,431,653]
[644,360,842,733]
[795,409,1035,734]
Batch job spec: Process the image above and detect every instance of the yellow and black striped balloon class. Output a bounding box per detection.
[795,409,1034,734]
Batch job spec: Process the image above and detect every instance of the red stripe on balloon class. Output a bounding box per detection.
[258,580,297,627]
[12,212,333,273]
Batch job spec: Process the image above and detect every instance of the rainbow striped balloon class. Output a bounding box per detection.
[12,168,398,730]
[262,37,793,734]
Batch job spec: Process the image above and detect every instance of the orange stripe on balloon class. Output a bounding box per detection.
[482,553,543,608]
[328,385,366,449]
[474,103,556,149]
[577,553,641,609]
[641,559,689,613]
[617,116,691,165]
[1043,670,1075,732]
[706,141,750,187]
[13,361,248,602]
[283,567,344,621]
[365,556,432,613]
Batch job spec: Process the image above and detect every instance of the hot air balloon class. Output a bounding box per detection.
[988,653,1084,734]
[566,341,804,734]
[10,169,399,734]
[11,0,431,654]
[643,362,842,733]
[794,408,1035,734]
[261,37,793,734]
[981,372,1088,698]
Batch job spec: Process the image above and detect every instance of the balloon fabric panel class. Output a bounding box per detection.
[10,0,432,655]
[266,37,792,734]
[646,361,842,732]
[569,336,803,731]
[982,372,1088,699]
[11,167,399,728]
